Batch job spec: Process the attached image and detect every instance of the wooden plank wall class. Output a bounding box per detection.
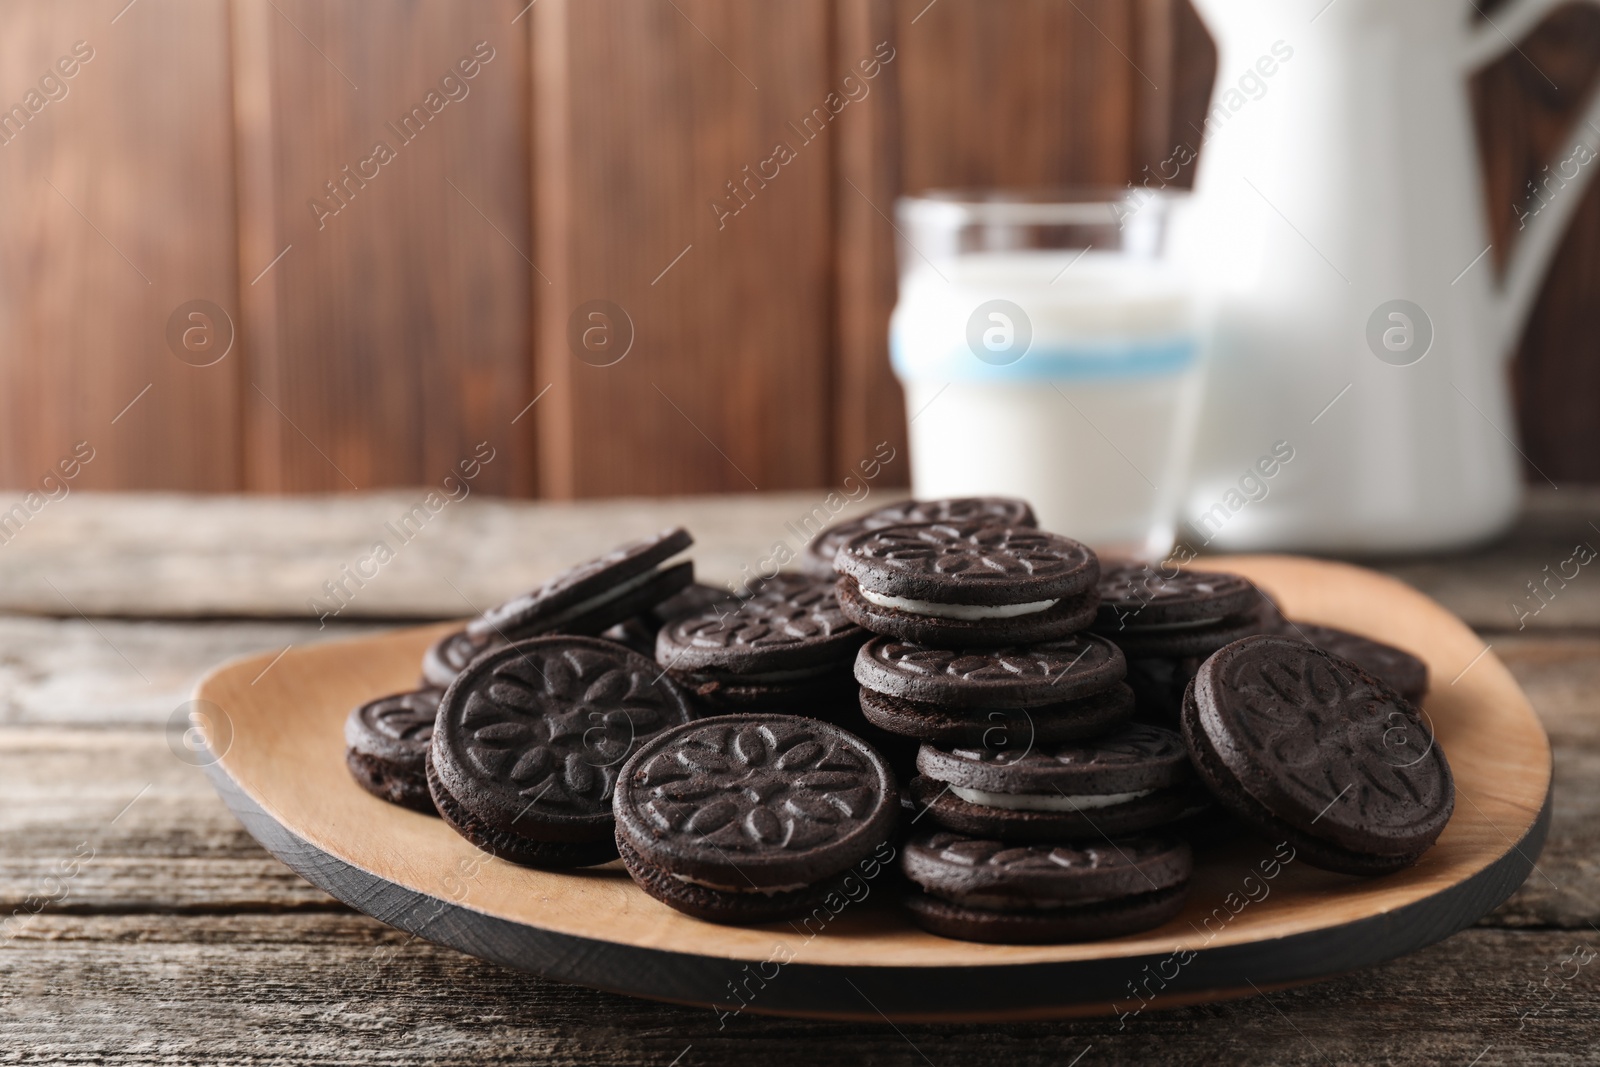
[0,0,1595,495]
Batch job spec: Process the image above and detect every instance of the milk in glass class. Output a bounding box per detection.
[891,193,1204,559]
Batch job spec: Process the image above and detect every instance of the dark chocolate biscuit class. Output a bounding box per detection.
[613,714,900,924]
[855,633,1126,707]
[1093,568,1280,722]
[859,683,1134,747]
[1095,563,1260,629]
[901,831,1190,943]
[344,688,442,813]
[836,522,1099,646]
[853,634,1131,744]
[1281,622,1428,703]
[466,527,694,641]
[802,497,1038,577]
[428,636,696,868]
[655,573,866,717]
[1182,634,1454,875]
[910,724,1200,840]
[421,627,501,688]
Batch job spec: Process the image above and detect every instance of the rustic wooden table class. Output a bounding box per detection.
[2,490,1597,1065]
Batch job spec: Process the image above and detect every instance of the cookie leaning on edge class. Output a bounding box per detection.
[1181,634,1454,875]
[835,522,1099,647]
[419,529,697,688]
[802,496,1038,578]
[344,688,443,813]
[467,527,696,642]
[428,636,696,868]
[613,714,900,925]
[901,831,1191,944]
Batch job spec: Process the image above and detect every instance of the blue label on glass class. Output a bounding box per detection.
[891,333,1199,383]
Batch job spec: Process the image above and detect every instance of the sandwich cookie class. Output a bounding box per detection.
[835,522,1099,647]
[428,636,696,868]
[1279,621,1428,704]
[854,634,1133,746]
[466,527,695,643]
[654,573,866,717]
[1182,634,1454,875]
[344,688,443,813]
[803,497,1038,577]
[910,723,1199,840]
[901,831,1191,943]
[1092,563,1278,722]
[613,714,900,924]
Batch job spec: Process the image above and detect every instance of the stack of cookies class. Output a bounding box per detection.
[824,511,1200,944]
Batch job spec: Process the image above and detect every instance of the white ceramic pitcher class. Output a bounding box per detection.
[1170,0,1600,553]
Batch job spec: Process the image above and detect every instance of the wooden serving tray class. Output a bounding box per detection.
[195,556,1551,1022]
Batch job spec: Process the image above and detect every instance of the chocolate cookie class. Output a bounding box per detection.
[466,527,695,642]
[836,522,1099,647]
[910,724,1200,840]
[854,634,1133,745]
[654,573,866,718]
[1182,634,1454,875]
[901,831,1191,943]
[802,497,1038,577]
[428,636,696,868]
[1281,622,1429,704]
[344,688,442,813]
[1092,564,1279,722]
[421,627,500,688]
[1093,564,1273,657]
[614,714,900,924]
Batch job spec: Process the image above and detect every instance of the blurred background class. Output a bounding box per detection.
[2,0,1599,500]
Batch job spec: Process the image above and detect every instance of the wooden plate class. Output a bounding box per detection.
[195,556,1551,1022]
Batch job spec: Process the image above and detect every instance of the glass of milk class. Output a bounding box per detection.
[890,190,1203,560]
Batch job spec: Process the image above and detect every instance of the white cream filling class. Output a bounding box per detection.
[950,785,1155,812]
[858,587,1059,620]
[670,873,810,895]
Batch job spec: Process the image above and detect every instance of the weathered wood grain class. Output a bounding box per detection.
[0,490,892,618]
[4,488,1598,628]
[531,0,835,498]
[0,0,242,491]
[0,917,1594,1065]
[0,493,1595,1056]
[0,617,380,725]
[232,0,535,493]
[831,0,908,491]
